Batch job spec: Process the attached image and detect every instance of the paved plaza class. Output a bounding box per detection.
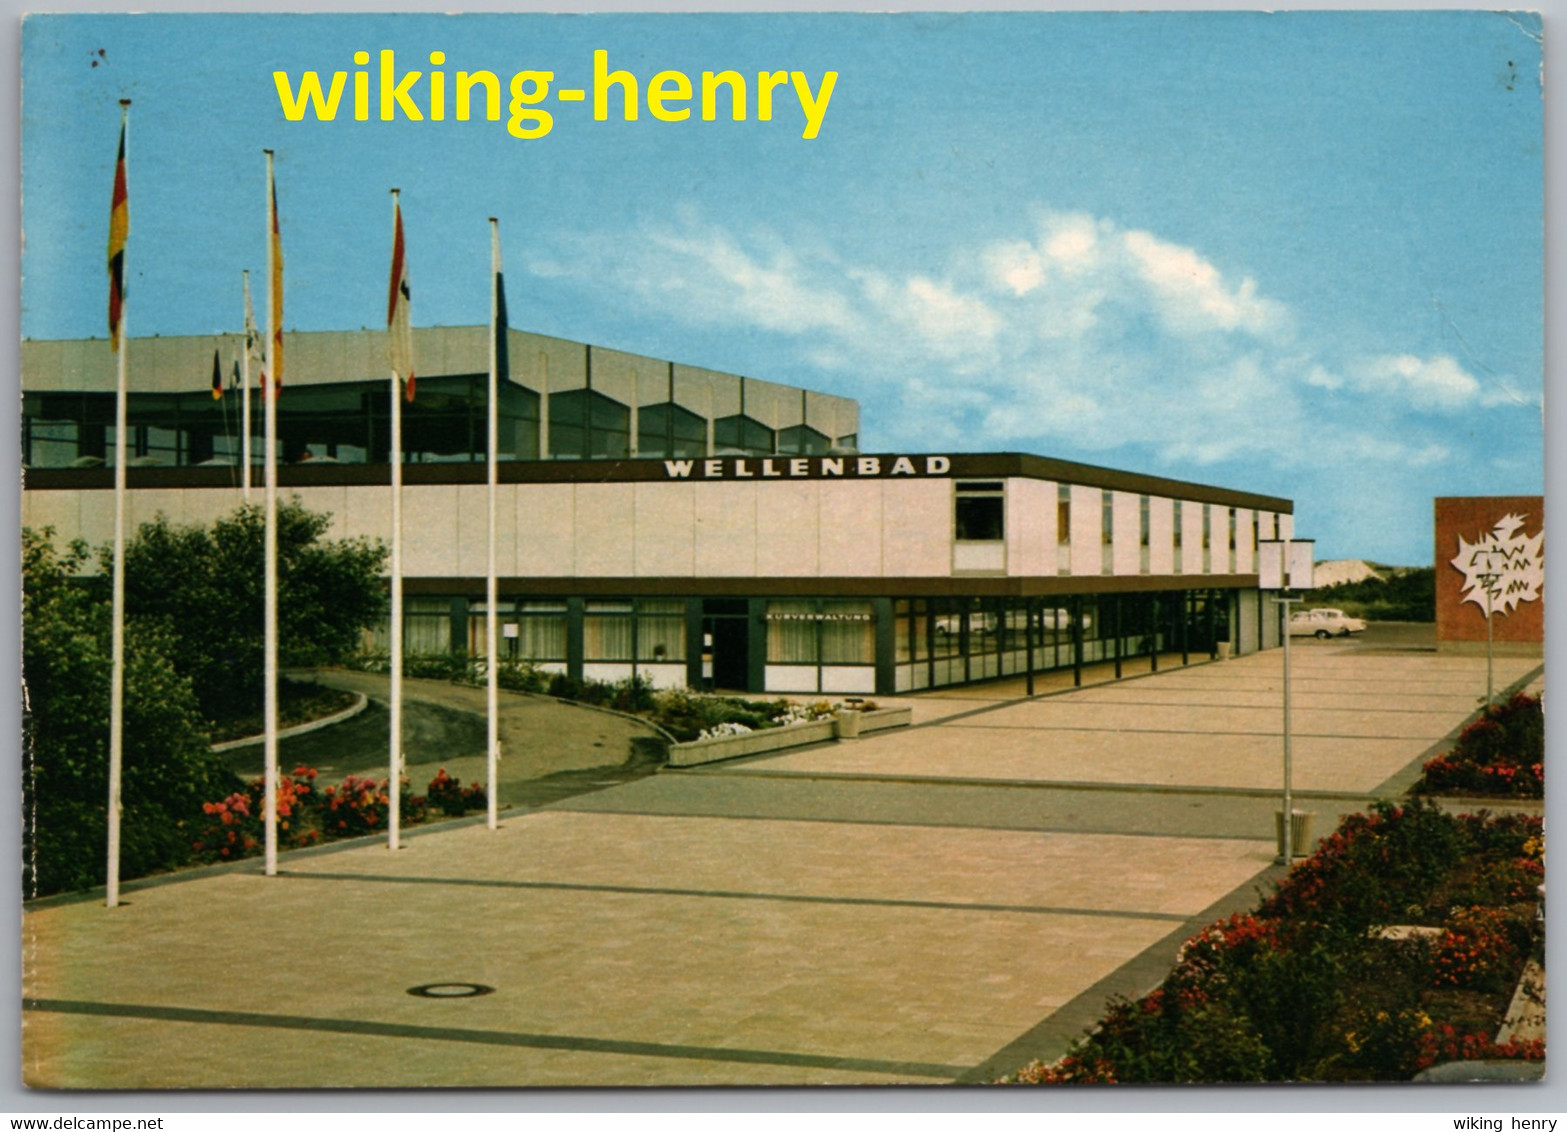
[22,637,1541,1088]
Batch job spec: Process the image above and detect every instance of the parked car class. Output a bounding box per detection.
[1289,607,1367,639]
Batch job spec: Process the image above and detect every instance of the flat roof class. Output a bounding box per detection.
[24,451,1293,513]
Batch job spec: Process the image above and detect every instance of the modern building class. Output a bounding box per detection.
[22,326,1295,696]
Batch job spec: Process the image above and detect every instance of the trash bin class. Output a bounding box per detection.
[834,708,862,740]
[1274,810,1316,859]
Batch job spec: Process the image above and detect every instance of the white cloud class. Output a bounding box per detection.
[1304,364,1343,391]
[984,241,1045,296]
[1120,229,1289,339]
[857,272,1002,361]
[1349,354,1481,410]
[1042,213,1102,274]
[529,208,1526,481]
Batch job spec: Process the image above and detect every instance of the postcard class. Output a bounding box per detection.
[18,11,1545,1091]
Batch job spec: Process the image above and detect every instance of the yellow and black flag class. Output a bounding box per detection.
[211,349,223,400]
[106,110,128,352]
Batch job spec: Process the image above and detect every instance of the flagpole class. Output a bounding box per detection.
[487,219,501,831]
[105,99,130,909]
[389,189,404,852]
[263,150,280,877]
[241,270,253,502]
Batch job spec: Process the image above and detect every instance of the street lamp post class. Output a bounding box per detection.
[1259,536,1315,866]
[1477,569,1499,707]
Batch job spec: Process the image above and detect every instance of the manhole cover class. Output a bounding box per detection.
[406,982,495,999]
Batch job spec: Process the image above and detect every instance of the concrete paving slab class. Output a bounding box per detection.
[278,811,1273,918]
[731,727,1432,793]
[559,772,1362,844]
[730,650,1534,795]
[958,700,1456,740]
[24,811,1265,1088]
[22,642,1538,1089]
[1067,687,1489,714]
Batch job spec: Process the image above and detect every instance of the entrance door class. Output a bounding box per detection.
[704,616,750,691]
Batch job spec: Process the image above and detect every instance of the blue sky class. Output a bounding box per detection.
[21,12,1543,564]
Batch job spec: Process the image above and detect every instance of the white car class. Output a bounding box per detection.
[1289,608,1367,639]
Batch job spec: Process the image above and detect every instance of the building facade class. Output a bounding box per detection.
[22,328,1295,697]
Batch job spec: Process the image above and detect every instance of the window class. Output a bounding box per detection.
[955,481,1004,541]
[1057,484,1071,575]
[820,601,875,664]
[778,424,831,455]
[368,598,452,654]
[835,433,858,451]
[767,600,821,664]
[766,600,874,665]
[549,389,630,460]
[23,374,549,469]
[713,414,774,456]
[469,599,514,656]
[894,599,927,663]
[1228,508,1238,572]
[1139,495,1151,574]
[23,418,79,467]
[1101,490,1114,574]
[636,600,687,661]
[515,600,568,661]
[584,600,635,660]
[637,402,707,460]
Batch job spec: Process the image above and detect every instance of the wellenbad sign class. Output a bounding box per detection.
[663,455,952,480]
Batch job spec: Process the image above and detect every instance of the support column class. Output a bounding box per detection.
[1072,596,1084,687]
[1025,598,1036,697]
[1113,596,1123,680]
[873,597,896,697]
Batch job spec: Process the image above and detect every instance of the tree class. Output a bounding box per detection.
[23,500,389,895]
[22,530,231,896]
[115,499,389,723]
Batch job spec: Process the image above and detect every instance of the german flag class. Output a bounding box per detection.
[211,349,223,400]
[106,111,128,352]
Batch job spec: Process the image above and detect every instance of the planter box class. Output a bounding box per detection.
[668,706,913,768]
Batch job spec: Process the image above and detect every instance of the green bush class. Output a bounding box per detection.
[1260,799,1469,934]
[1414,694,1543,798]
[116,501,388,726]
[1003,805,1545,1084]
[1306,568,1435,622]
[23,531,238,896]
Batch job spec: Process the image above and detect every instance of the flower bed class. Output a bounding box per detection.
[1000,800,1544,1084]
[341,652,877,744]
[1413,693,1543,798]
[190,765,487,862]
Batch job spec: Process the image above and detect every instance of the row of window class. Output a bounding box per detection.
[890,593,1231,664]
[955,481,1271,576]
[22,380,850,468]
[374,597,875,666]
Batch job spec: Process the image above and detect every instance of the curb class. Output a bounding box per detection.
[209,693,368,752]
